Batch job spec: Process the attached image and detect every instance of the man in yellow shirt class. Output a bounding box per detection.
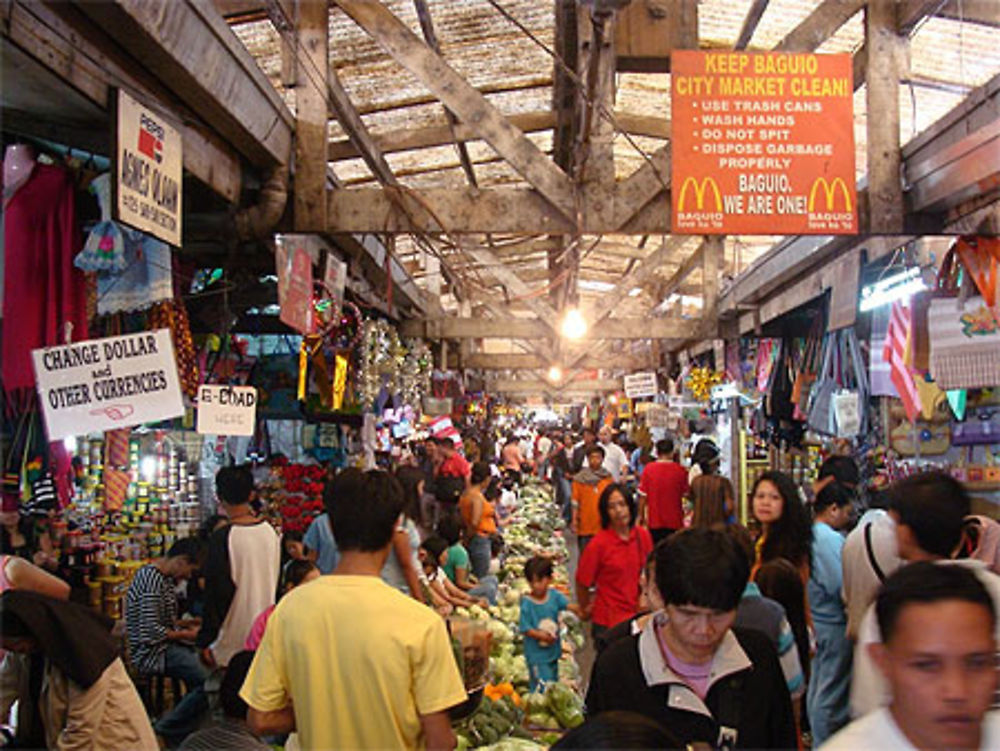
[241,469,466,750]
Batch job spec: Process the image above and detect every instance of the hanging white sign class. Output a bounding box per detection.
[32,329,185,440]
[323,253,348,321]
[196,385,257,437]
[115,89,183,246]
[624,371,658,399]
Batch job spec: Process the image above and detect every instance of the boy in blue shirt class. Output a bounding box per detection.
[519,556,571,691]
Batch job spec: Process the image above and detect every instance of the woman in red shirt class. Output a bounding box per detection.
[575,483,654,641]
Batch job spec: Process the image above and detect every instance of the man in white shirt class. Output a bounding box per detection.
[823,562,1000,751]
[842,505,903,640]
[850,472,1000,718]
[597,425,628,482]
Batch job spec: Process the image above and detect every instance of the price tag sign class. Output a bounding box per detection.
[197,385,257,436]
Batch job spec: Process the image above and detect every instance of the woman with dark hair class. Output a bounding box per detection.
[689,474,737,530]
[756,557,812,731]
[575,483,653,641]
[378,466,425,600]
[751,470,813,578]
[688,439,721,484]
[458,461,497,578]
[0,590,157,749]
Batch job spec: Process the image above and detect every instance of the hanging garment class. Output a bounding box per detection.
[96,228,173,315]
[74,174,126,272]
[76,172,174,314]
[2,164,89,395]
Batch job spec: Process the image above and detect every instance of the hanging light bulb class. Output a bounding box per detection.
[547,365,563,382]
[560,308,587,340]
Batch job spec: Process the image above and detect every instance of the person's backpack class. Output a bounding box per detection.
[434,475,465,505]
[961,515,1000,575]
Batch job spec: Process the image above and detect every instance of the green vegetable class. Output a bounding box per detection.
[545,682,585,729]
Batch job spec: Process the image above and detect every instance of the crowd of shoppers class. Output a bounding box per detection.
[4,416,1000,751]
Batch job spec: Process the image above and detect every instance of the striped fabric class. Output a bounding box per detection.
[125,564,177,674]
[883,302,920,422]
[104,428,131,510]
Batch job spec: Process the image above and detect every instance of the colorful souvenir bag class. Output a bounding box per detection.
[928,239,1000,390]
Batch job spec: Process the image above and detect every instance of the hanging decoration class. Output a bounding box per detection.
[399,338,433,407]
[686,366,725,402]
[358,319,404,408]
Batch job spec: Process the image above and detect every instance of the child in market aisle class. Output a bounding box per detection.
[520,556,577,691]
[419,536,489,612]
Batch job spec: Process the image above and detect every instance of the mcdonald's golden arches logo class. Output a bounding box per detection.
[808,177,853,212]
[676,176,723,212]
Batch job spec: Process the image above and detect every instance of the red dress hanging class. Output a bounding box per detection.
[2,164,89,397]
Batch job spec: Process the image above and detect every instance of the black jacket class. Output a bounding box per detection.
[586,626,797,750]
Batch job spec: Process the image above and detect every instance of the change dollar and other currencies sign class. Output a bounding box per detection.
[196,385,258,437]
[32,330,185,440]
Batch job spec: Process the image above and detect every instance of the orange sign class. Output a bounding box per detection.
[671,51,857,235]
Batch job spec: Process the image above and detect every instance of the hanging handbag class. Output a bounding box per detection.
[766,341,796,422]
[890,421,951,456]
[910,245,962,372]
[951,410,1000,446]
[928,248,1000,390]
[792,315,824,411]
[807,334,839,436]
[831,329,869,438]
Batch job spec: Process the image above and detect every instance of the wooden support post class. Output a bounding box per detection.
[702,235,723,313]
[577,9,616,230]
[866,0,906,233]
[294,0,328,231]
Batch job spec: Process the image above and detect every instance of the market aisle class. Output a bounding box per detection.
[563,527,597,693]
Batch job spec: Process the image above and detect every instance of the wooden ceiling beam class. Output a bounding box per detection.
[348,77,554,118]
[489,378,622,395]
[329,111,557,161]
[327,110,667,162]
[6,0,241,201]
[341,152,513,186]
[773,0,867,52]
[327,64,398,186]
[333,0,577,221]
[935,0,1000,28]
[613,143,670,230]
[328,186,677,234]
[735,0,770,50]
[588,236,692,329]
[460,352,653,371]
[460,245,561,331]
[898,0,949,35]
[72,0,293,167]
[401,317,691,340]
[412,0,478,187]
[649,241,708,305]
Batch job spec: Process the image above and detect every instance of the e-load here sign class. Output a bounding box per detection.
[196,385,258,437]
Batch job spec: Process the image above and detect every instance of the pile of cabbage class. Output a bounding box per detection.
[451,480,587,747]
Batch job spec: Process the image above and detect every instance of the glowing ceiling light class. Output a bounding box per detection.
[560,308,587,340]
[547,365,563,382]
